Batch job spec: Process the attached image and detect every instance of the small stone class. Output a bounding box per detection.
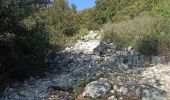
[135,88,141,96]
[142,89,150,98]
[127,46,132,51]
[122,88,128,95]
[110,90,115,94]
[108,96,115,100]
[119,63,129,70]
[113,85,119,91]
[14,95,20,99]
[119,97,123,100]
[19,91,26,95]
[117,86,124,93]
[116,76,122,81]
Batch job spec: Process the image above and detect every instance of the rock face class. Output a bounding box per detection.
[83,78,111,99]
[1,30,169,100]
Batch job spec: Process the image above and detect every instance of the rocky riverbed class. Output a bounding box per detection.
[1,30,169,100]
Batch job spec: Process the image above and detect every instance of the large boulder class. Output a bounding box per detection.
[83,78,112,99]
[141,85,167,100]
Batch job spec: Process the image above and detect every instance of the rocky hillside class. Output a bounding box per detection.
[1,30,170,100]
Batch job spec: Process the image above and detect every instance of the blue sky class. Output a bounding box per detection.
[68,0,96,11]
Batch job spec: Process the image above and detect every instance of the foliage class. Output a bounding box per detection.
[77,8,99,30]
[0,0,50,80]
[0,0,90,80]
[47,0,79,36]
[78,28,89,37]
[95,0,119,24]
[94,0,158,24]
[151,0,170,19]
[95,0,136,24]
[103,14,156,47]
[138,0,170,55]
[103,14,170,56]
[71,3,77,14]
[102,0,170,57]
[140,0,170,55]
[35,0,81,47]
[138,17,170,56]
[115,0,157,19]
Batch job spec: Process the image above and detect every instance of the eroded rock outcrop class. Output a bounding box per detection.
[1,30,169,100]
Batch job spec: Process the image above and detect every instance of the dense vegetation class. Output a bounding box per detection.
[0,0,170,84]
[0,0,50,81]
[101,0,170,57]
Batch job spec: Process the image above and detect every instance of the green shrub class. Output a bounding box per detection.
[78,28,89,37]
[140,0,170,56]
[138,18,170,55]
[103,12,170,57]
[112,15,130,22]
[103,14,156,48]
[138,34,159,54]
[151,0,170,19]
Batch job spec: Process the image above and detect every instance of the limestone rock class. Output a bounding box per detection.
[141,86,167,100]
[151,55,165,65]
[108,95,116,100]
[83,78,111,99]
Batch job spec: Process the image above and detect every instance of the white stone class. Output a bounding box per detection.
[127,46,132,51]
[110,90,115,94]
[113,85,119,91]
[83,78,111,99]
[122,88,128,95]
[108,96,115,100]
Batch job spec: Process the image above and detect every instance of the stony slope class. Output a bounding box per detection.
[0,30,169,100]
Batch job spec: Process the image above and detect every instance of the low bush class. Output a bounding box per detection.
[138,18,170,56]
[139,0,170,56]
[103,13,170,57]
[103,13,156,48]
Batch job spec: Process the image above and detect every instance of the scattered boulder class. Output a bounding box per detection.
[83,78,112,99]
[141,85,167,100]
